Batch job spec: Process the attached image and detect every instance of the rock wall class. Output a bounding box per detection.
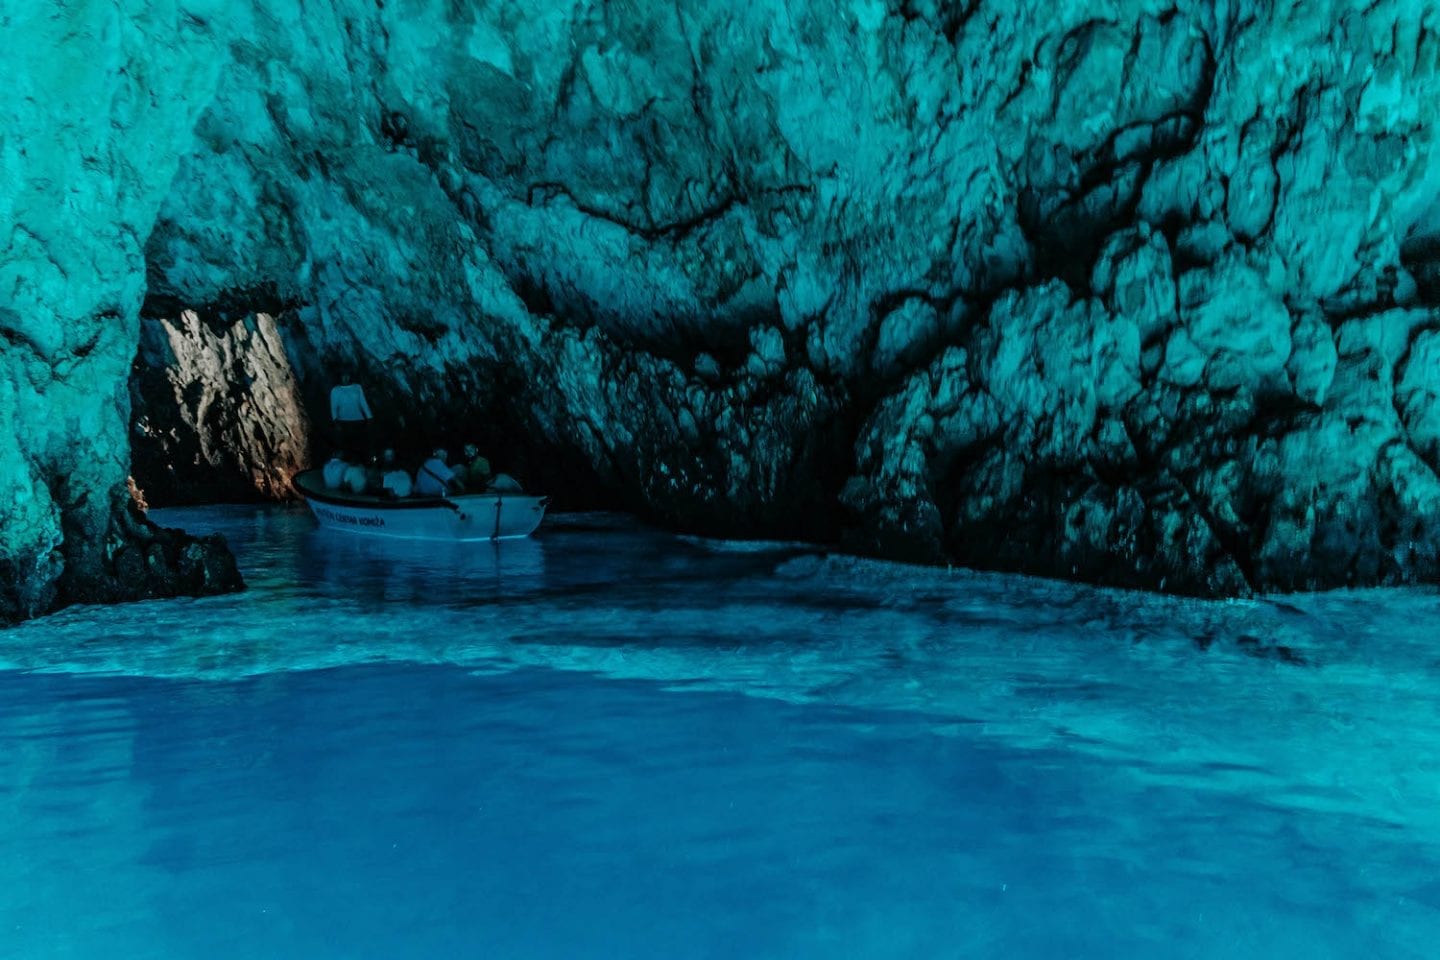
[8,0,1440,619]
[130,309,310,504]
[1,1,243,620]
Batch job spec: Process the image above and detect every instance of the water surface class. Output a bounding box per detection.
[3,505,1439,958]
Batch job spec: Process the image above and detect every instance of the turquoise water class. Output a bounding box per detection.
[3,507,1440,958]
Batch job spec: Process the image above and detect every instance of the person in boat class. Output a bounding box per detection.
[322,452,349,490]
[329,374,374,456]
[457,443,492,490]
[380,449,414,499]
[415,447,461,497]
[363,454,385,494]
[342,459,369,495]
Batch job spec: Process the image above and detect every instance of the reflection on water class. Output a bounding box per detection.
[309,523,548,608]
[3,505,1440,957]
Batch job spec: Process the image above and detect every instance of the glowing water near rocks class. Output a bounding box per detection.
[3,506,1440,957]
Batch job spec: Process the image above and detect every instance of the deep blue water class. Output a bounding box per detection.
[4,506,1440,958]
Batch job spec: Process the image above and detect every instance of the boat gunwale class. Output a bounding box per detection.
[293,469,547,512]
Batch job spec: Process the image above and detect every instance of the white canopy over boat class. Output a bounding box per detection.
[294,469,548,541]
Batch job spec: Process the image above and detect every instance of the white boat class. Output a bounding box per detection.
[294,469,549,541]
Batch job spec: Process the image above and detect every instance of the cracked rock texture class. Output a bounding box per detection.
[8,0,1440,619]
[2,1,243,621]
[131,309,310,505]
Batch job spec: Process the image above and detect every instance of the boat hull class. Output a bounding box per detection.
[296,471,548,541]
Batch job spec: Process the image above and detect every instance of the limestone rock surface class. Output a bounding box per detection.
[131,309,310,504]
[8,0,1440,619]
[2,1,243,620]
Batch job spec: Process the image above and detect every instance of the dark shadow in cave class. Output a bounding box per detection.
[129,296,627,517]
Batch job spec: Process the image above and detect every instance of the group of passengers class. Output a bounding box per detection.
[322,444,520,500]
[324,377,522,500]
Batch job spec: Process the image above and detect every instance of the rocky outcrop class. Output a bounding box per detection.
[1,2,244,621]
[131,309,310,504]
[54,485,244,612]
[8,1,1440,619]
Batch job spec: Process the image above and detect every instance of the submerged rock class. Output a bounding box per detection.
[7,0,1440,619]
